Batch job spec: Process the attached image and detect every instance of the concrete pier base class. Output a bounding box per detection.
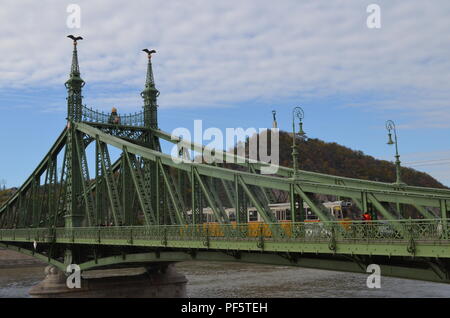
[29,264,187,298]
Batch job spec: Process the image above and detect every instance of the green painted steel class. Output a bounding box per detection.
[73,122,450,210]
[1,37,450,284]
[1,219,449,257]
[153,128,450,197]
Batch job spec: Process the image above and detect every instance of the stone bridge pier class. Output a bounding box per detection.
[29,263,187,298]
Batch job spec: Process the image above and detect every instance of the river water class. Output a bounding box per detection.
[1,261,450,298]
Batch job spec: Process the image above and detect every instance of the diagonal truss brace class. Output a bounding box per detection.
[97,137,123,225]
[157,160,186,225]
[192,167,229,224]
[123,148,156,225]
[294,184,333,222]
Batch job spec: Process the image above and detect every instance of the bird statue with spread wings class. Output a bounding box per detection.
[67,35,83,45]
[143,49,156,58]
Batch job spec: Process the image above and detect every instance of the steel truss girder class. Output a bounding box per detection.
[153,128,450,198]
[0,129,67,216]
[3,120,450,232]
[75,123,450,214]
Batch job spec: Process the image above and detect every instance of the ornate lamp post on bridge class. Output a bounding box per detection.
[385,120,404,185]
[292,107,306,179]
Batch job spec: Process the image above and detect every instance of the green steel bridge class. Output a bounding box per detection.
[1,37,450,285]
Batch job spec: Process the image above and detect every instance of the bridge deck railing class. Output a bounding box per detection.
[0,219,448,244]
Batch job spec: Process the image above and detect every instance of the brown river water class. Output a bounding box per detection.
[1,260,450,298]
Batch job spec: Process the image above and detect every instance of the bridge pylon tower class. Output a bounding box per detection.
[140,49,165,224]
[64,35,85,229]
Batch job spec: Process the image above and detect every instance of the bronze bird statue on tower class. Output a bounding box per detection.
[143,49,156,58]
[67,35,83,44]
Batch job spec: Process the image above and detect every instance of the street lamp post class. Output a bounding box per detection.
[386,120,404,185]
[292,107,305,179]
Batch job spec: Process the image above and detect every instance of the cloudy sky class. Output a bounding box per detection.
[0,0,449,187]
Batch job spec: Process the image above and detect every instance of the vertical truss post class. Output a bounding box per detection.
[16,191,25,228]
[65,126,84,228]
[234,174,247,224]
[190,166,204,225]
[155,159,161,225]
[47,155,58,229]
[0,210,5,229]
[8,205,14,228]
[191,167,197,225]
[95,138,105,225]
[121,154,134,225]
[5,209,10,229]
[361,192,368,213]
[396,202,402,218]
[178,167,187,208]
[24,189,33,227]
[289,183,303,222]
[159,159,171,225]
[55,148,68,227]
[289,183,295,222]
[440,200,448,239]
[164,183,173,224]
[4,205,9,228]
[37,161,51,228]
[196,173,204,224]
[75,132,95,226]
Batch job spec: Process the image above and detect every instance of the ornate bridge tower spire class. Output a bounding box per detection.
[141,49,160,130]
[141,49,162,223]
[65,35,85,122]
[64,35,85,229]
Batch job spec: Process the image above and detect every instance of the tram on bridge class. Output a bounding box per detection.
[186,201,354,237]
[191,200,353,223]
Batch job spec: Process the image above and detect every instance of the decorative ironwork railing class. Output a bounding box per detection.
[0,219,449,245]
[81,105,145,127]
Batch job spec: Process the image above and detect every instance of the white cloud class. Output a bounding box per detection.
[0,0,449,125]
